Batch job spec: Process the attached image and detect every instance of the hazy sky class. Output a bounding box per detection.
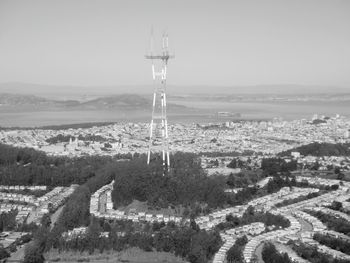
[0,0,349,88]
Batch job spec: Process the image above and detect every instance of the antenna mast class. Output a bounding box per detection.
[145,30,174,170]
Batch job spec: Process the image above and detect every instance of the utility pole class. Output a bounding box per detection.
[145,30,174,170]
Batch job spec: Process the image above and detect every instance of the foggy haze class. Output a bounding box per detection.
[0,0,350,92]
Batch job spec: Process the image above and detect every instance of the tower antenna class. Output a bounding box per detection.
[145,29,174,171]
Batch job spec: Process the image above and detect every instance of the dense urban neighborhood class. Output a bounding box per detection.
[1,115,350,263]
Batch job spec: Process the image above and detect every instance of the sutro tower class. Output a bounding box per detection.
[145,31,174,168]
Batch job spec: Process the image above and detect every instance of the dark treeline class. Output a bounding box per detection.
[261,158,298,175]
[226,235,248,263]
[217,206,290,231]
[27,216,221,263]
[275,191,321,208]
[291,241,350,263]
[58,219,221,263]
[279,142,350,157]
[313,233,350,256]
[328,201,350,217]
[0,143,132,187]
[199,150,256,157]
[263,171,338,193]
[261,243,292,263]
[45,134,109,144]
[306,210,350,236]
[226,170,265,188]
[225,173,316,208]
[39,122,117,130]
[227,158,246,169]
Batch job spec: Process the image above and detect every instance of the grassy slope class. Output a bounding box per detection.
[45,248,188,263]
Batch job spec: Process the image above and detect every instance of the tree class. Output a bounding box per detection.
[227,159,237,169]
[24,242,45,263]
[188,244,206,263]
[86,217,102,254]
[0,246,10,260]
[330,201,342,211]
[40,214,51,228]
[226,235,248,262]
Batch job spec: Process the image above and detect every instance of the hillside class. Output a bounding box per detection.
[0,93,188,111]
[0,93,79,107]
[79,94,151,110]
[1,82,349,96]
[279,142,350,157]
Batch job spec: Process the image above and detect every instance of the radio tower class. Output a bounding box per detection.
[145,30,174,169]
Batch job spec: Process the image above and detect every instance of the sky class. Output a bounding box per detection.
[0,0,349,89]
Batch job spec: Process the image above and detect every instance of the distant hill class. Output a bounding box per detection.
[0,93,79,107]
[0,93,188,111]
[1,82,349,96]
[79,94,151,110]
[0,93,77,106]
[0,93,51,105]
[279,142,350,157]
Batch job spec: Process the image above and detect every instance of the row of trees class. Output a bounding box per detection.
[328,201,350,217]
[61,219,221,263]
[25,216,222,263]
[275,191,320,208]
[313,233,350,256]
[291,241,350,263]
[217,206,290,231]
[306,210,350,236]
[45,134,109,144]
[198,150,255,157]
[225,174,314,208]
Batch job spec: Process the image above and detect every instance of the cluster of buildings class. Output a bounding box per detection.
[291,210,350,261]
[0,184,78,225]
[30,185,79,225]
[0,115,349,157]
[0,185,78,255]
[212,233,237,263]
[86,174,349,263]
[213,222,265,263]
[208,176,350,263]
[243,215,300,263]
[0,185,47,191]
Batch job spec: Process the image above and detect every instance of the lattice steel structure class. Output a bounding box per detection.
[145,31,174,168]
